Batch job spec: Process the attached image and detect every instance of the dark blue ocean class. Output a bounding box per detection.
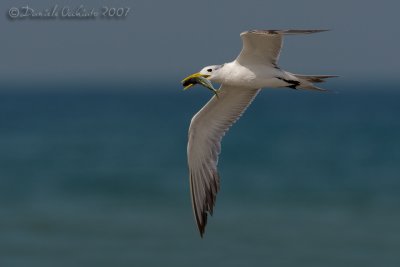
[0,84,399,266]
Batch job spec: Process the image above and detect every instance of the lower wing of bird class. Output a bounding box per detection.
[187,85,260,236]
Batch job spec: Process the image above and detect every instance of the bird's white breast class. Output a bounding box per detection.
[216,61,287,89]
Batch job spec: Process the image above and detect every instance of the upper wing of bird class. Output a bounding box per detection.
[187,85,260,236]
[236,29,328,67]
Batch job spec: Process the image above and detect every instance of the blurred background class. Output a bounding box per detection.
[1,0,400,266]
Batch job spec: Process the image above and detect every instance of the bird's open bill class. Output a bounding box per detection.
[181,73,219,98]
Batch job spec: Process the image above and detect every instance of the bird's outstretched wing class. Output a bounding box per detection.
[187,85,260,236]
[236,29,328,67]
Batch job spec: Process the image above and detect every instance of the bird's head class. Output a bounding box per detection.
[198,65,222,80]
[181,65,222,92]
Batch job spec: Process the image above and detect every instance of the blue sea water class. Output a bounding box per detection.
[0,84,399,266]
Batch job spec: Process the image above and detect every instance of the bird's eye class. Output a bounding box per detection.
[207,69,212,72]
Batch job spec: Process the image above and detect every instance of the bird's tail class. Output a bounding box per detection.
[293,74,338,91]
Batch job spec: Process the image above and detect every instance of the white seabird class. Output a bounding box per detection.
[181,29,337,237]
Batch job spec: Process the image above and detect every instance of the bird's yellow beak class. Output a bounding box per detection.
[181,72,219,98]
[181,73,210,90]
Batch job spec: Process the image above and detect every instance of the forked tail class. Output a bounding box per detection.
[294,74,338,91]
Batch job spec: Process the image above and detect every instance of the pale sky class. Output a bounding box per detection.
[1,0,399,87]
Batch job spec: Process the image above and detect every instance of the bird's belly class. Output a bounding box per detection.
[221,67,261,88]
[224,74,287,89]
[257,77,288,88]
[221,63,287,89]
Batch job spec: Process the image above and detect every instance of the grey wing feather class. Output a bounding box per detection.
[187,85,260,237]
[236,29,329,67]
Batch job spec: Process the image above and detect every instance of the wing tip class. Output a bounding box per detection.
[196,212,207,238]
[189,172,209,238]
[241,29,331,37]
[189,170,220,238]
